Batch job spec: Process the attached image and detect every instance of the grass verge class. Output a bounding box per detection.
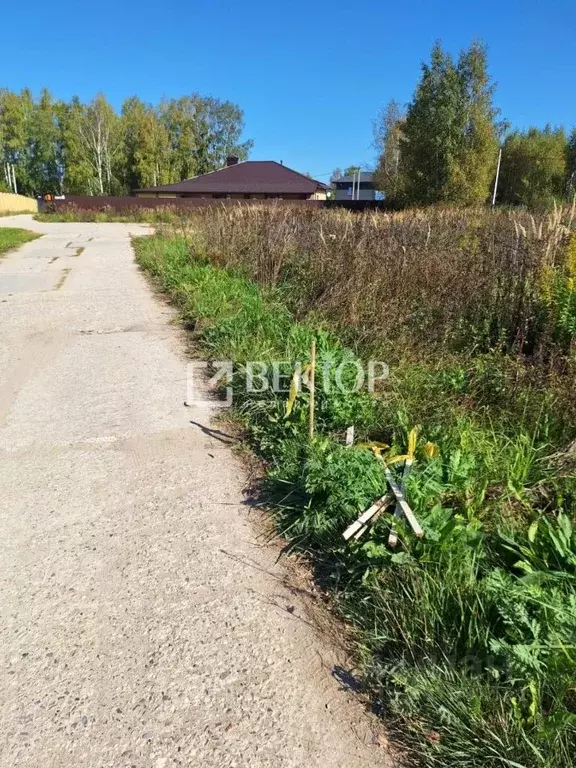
[134,230,576,768]
[0,227,40,256]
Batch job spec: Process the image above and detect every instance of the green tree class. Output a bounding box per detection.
[122,96,147,190]
[27,89,64,194]
[64,94,124,195]
[400,40,501,205]
[373,99,406,203]
[498,126,568,208]
[160,96,198,181]
[450,42,502,203]
[160,95,252,181]
[0,88,32,194]
[0,88,65,196]
[0,90,15,190]
[59,97,94,193]
[0,87,253,195]
[122,97,170,190]
[191,96,252,175]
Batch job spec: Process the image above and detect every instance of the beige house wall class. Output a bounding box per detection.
[0,192,38,213]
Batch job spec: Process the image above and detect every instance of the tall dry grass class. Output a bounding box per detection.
[180,202,576,359]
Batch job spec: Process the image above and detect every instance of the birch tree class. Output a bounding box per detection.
[0,88,32,193]
[67,94,123,194]
[373,100,406,204]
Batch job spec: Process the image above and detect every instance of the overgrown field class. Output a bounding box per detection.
[0,227,40,256]
[134,204,576,767]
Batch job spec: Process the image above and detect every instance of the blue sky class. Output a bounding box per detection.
[3,0,575,180]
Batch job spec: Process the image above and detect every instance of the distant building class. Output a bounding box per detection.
[134,157,328,201]
[333,172,376,201]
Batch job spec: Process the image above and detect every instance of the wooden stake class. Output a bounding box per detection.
[343,492,393,541]
[308,340,316,440]
[388,458,414,548]
[384,466,423,538]
[388,522,400,549]
[353,505,387,540]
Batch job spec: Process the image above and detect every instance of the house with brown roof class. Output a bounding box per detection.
[134,156,328,201]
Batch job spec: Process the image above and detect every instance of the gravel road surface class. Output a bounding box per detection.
[0,216,390,768]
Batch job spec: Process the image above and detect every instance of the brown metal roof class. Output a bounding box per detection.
[135,161,328,195]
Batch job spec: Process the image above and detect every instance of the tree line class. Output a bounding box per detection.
[0,89,253,197]
[373,41,576,209]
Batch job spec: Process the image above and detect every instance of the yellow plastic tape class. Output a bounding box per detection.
[407,427,419,460]
[285,364,312,418]
[356,441,390,457]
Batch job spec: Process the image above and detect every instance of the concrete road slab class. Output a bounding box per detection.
[0,215,390,768]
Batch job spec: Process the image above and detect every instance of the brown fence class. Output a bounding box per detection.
[49,195,389,213]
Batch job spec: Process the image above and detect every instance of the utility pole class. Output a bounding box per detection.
[491,148,502,207]
[353,169,360,200]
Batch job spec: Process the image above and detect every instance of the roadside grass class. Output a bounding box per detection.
[0,227,40,256]
[134,229,576,768]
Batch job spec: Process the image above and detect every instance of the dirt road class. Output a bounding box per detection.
[0,216,389,767]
